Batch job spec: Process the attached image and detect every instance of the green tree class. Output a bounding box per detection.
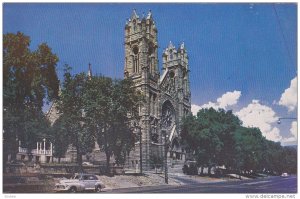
[233,127,265,174]
[3,32,59,163]
[83,76,141,172]
[50,115,70,163]
[182,108,241,174]
[282,146,297,174]
[58,65,94,169]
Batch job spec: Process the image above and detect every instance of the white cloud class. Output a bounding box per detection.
[282,121,298,145]
[191,91,241,115]
[264,127,282,143]
[235,100,282,142]
[191,104,201,116]
[279,77,297,112]
[199,101,219,110]
[217,91,242,109]
[290,121,297,138]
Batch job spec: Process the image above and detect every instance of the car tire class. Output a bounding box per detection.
[95,185,102,193]
[70,187,77,193]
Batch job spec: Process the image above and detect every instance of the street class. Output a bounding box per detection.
[107,175,297,193]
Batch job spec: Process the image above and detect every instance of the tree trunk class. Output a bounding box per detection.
[3,153,8,173]
[105,151,111,175]
[208,166,212,176]
[103,130,111,175]
[200,166,204,176]
[76,148,83,172]
[58,157,61,163]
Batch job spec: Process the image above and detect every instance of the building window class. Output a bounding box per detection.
[133,20,137,31]
[133,46,139,73]
[169,50,173,60]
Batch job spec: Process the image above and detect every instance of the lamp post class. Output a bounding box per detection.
[162,131,169,184]
[137,126,142,175]
[133,123,142,175]
[277,117,297,124]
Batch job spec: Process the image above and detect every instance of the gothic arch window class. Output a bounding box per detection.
[148,43,154,73]
[162,101,175,130]
[133,46,139,73]
[169,50,173,60]
[133,20,137,31]
[148,43,154,55]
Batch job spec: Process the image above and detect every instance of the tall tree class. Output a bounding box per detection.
[58,65,94,169]
[50,115,70,163]
[83,76,141,172]
[233,127,265,173]
[182,109,224,175]
[3,32,59,163]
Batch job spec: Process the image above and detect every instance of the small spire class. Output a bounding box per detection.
[180,42,185,49]
[88,63,92,79]
[168,41,174,49]
[147,9,152,19]
[132,8,139,19]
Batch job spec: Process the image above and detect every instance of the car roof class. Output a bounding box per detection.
[75,173,96,176]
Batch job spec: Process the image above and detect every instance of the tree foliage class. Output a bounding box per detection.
[55,66,142,171]
[182,108,297,175]
[83,76,141,171]
[57,65,95,168]
[3,32,59,162]
[50,115,70,163]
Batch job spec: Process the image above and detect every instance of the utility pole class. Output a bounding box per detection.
[139,126,143,175]
[163,131,169,184]
[277,117,297,124]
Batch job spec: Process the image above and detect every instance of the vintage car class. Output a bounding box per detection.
[54,173,105,193]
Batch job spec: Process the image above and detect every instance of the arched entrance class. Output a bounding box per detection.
[161,100,183,160]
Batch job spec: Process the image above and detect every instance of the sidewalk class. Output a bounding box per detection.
[98,172,228,191]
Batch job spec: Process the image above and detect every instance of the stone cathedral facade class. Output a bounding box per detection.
[124,10,191,170]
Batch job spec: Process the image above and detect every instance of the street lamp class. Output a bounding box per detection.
[162,131,169,184]
[133,123,142,175]
[137,126,142,175]
[277,117,297,124]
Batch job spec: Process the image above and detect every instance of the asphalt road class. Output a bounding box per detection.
[108,175,297,193]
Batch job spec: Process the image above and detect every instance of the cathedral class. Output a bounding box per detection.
[124,9,191,170]
[13,9,191,171]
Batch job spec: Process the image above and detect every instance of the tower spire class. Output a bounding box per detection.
[147,9,152,19]
[88,63,92,79]
[132,8,139,19]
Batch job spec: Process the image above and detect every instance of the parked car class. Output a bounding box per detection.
[82,162,93,166]
[281,173,289,177]
[54,173,105,193]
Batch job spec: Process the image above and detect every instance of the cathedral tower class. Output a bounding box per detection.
[162,41,191,120]
[124,9,160,170]
[124,9,159,79]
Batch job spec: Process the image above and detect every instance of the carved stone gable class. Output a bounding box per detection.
[160,71,176,98]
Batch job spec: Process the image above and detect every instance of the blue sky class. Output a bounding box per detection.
[3,3,297,145]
